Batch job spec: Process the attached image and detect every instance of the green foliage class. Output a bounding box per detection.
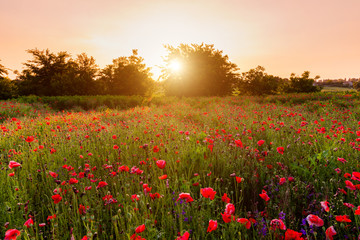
[0,100,50,122]
[321,86,356,92]
[98,49,154,96]
[18,49,99,96]
[236,66,283,95]
[0,59,8,77]
[162,43,239,96]
[17,95,145,110]
[10,48,327,97]
[0,77,18,100]
[1,94,360,239]
[282,71,322,93]
[50,53,100,95]
[0,60,17,100]
[354,81,360,91]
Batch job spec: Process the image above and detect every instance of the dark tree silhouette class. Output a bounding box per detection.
[18,49,72,95]
[354,81,360,91]
[18,49,99,96]
[0,77,18,99]
[282,71,321,93]
[0,60,8,77]
[0,60,17,99]
[50,53,99,95]
[99,49,154,96]
[162,43,239,96]
[236,66,283,95]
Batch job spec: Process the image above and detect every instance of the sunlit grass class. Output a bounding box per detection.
[1,93,360,239]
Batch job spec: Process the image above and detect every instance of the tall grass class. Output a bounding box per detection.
[1,93,360,239]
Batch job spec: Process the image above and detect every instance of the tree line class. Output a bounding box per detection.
[0,43,330,99]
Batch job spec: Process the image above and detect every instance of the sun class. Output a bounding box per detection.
[169,60,182,72]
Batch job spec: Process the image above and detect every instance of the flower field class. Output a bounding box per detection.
[1,93,360,239]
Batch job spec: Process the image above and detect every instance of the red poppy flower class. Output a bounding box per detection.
[325,226,336,240]
[259,190,270,202]
[257,140,265,146]
[24,218,33,228]
[149,192,161,200]
[207,220,217,232]
[158,174,167,180]
[47,214,56,220]
[200,188,216,200]
[153,145,160,153]
[49,171,58,178]
[224,203,235,215]
[306,214,324,227]
[343,202,354,209]
[119,165,129,172]
[131,194,140,201]
[270,219,286,230]
[335,215,351,223]
[284,229,303,240]
[97,181,108,189]
[135,224,145,233]
[156,160,166,169]
[345,180,356,190]
[320,201,330,212]
[8,161,21,169]
[221,193,231,203]
[352,172,360,181]
[176,231,190,240]
[4,229,21,240]
[279,177,286,185]
[237,218,251,229]
[236,176,243,183]
[177,193,194,203]
[25,136,34,143]
[130,234,146,240]
[277,147,284,155]
[221,212,232,223]
[208,144,214,152]
[79,204,89,215]
[52,194,62,204]
[235,139,243,148]
[355,206,360,215]
[69,178,78,184]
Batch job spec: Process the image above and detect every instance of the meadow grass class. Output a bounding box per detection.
[321,86,356,92]
[1,93,360,239]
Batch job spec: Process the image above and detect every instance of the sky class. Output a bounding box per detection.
[1,0,360,80]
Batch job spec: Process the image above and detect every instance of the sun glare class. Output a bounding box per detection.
[169,60,182,72]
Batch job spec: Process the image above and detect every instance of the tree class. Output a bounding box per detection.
[354,81,360,91]
[0,60,17,99]
[0,77,18,99]
[18,49,72,95]
[18,49,99,96]
[0,60,8,77]
[50,53,99,95]
[99,49,154,96]
[282,71,321,93]
[236,66,284,95]
[162,43,239,96]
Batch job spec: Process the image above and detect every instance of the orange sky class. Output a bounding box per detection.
[1,0,359,80]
